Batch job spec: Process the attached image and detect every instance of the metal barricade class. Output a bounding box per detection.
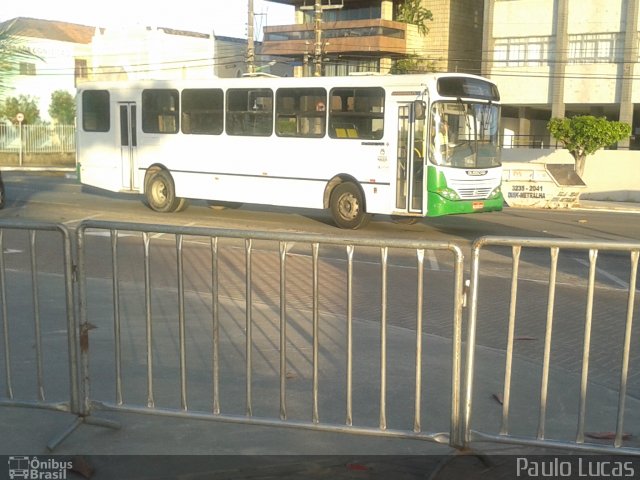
[76,220,466,447]
[463,236,640,455]
[0,220,78,417]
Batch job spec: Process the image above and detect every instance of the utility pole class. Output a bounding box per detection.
[313,0,323,77]
[247,0,255,74]
[300,0,343,77]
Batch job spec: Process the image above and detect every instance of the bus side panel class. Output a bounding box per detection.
[77,131,125,193]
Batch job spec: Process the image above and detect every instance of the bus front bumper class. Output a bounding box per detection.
[426,193,504,217]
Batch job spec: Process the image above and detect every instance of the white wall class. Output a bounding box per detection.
[4,37,86,123]
[502,149,640,202]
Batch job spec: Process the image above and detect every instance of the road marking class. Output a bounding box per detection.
[3,249,23,254]
[85,231,138,238]
[573,257,629,289]
[63,214,102,226]
[426,249,440,271]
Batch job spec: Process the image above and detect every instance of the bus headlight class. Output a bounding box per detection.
[488,186,502,199]
[437,187,460,200]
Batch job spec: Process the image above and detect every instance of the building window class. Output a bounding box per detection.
[303,5,381,23]
[568,33,622,64]
[19,62,36,75]
[324,58,380,76]
[75,59,88,79]
[142,89,179,134]
[493,37,553,67]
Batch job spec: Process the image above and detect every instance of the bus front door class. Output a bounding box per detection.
[395,103,425,214]
[119,103,138,191]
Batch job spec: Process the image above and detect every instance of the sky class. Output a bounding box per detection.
[0,0,294,39]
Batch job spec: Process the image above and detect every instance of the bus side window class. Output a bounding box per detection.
[226,88,273,137]
[142,89,179,134]
[181,88,223,135]
[275,87,326,138]
[329,87,384,140]
[82,90,110,132]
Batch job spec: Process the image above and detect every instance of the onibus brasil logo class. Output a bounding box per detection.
[8,456,72,480]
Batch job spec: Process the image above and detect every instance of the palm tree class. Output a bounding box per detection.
[0,20,40,95]
[395,0,433,36]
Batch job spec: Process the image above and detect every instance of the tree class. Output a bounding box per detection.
[0,94,41,124]
[395,0,433,36]
[548,116,631,177]
[390,54,436,74]
[0,21,41,95]
[49,90,76,124]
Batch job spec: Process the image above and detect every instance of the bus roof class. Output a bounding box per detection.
[76,72,498,99]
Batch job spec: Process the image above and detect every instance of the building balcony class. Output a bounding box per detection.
[262,18,414,57]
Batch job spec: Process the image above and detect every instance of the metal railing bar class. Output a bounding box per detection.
[312,242,320,425]
[29,230,45,402]
[615,250,639,447]
[413,249,424,433]
[279,241,288,421]
[245,239,253,417]
[379,246,388,431]
[78,220,464,252]
[176,234,187,411]
[110,230,123,406]
[449,244,465,448]
[576,248,598,443]
[0,230,12,400]
[470,430,640,456]
[211,237,220,415]
[463,244,481,444]
[346,245,354,427]
[537,246,559,440]
[142,232,155,409]
[90,399,451,443]
[501,245,521,436]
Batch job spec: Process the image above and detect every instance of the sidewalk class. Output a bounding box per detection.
[2,298,638,478]
[574,199,640,213]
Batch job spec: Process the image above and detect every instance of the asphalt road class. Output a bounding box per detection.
[1,171,639,246]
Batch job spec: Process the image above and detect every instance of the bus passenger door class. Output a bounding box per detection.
[395,103,424,214]
[119,103,138,191]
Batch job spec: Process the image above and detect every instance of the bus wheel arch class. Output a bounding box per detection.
[326,176,370,229]
[144,166,187,213]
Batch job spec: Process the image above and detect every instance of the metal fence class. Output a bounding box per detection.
[0,124,75,154]
[0,221,78,417]
[1,218,639,456]
[76,220,467,447]
[464,236,640,455]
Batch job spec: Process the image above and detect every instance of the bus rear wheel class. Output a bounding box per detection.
[330,182,370,229]
[145,169,186,213]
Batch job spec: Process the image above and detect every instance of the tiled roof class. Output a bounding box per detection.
[0,17,214,44]
[0,17,97,44]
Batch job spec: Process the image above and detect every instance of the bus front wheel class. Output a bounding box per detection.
[330,182,370,229]
[145,169,186,213]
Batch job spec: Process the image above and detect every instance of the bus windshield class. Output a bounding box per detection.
[429,101,501,168]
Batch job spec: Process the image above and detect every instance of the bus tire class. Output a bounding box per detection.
[145,169,183,213]
[330,182,370,229]
[391,215,419,225]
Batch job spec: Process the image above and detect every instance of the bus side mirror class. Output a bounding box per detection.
[413,100,426,120]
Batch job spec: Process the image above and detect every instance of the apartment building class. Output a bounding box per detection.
[483,0,640,149]
[262,0,484,76]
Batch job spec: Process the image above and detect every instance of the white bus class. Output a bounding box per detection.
[76,73,503,228]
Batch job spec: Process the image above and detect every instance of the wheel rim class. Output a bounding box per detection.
[151,180,168,205]
[337,192,360,220]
